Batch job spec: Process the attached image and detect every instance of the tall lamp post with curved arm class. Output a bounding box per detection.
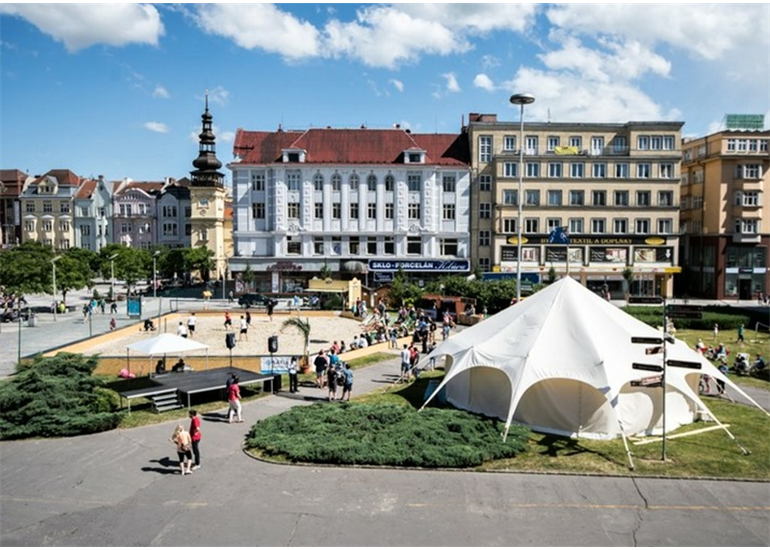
[510,93,535,303]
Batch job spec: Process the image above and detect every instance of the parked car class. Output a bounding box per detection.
[237,293,269,308]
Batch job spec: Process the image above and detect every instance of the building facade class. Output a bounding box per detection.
[19,169,82,250]
[111,178,162,250]
[73,175,113,252]
[467,114,684,298]
[0,169,26,248]
[156,177,191,249]
[679,128,769,299]
[228,126,471,293]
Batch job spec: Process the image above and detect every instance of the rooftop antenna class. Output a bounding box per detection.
[547,108,551,123]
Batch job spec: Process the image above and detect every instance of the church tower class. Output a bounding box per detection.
[188,92,230,281]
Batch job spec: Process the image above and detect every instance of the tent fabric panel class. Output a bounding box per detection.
[444,367,511,420]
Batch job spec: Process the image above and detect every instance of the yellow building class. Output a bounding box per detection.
[680,124,769,299]
[19,169,84,250]
[467,114,683,298]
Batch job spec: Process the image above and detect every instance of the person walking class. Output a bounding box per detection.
[736,324,745,345]
[110,301,118,315]
[187,313,196,337]
[245,309,252,326]
[341,363,353,401]
[188,410,202,471]
[266,299,275,321]
[170,424,193,475]
[288,356,299,393]
[224,311,232,330]
[177,321,188,338]
[227,375,243,423]
[399,344,411,383]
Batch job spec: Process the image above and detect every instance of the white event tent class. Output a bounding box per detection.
[126,333,209,375]
[421,277,767,442]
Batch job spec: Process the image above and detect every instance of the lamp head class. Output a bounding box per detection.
[108,254,118,260]
[510,93,535,106]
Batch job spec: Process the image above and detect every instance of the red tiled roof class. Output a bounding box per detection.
[113,180,164,196]
[233,127,469,167]
[75,179,97,199]
[30,169,81,187]
[0,169,28,195]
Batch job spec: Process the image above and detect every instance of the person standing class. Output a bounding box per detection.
[400,344,411,383]
[266,299,275,321]
[327,361,339,400]
[187,312,196,337]
[228,290,234,303]
[110,301,118,315]
[170,424,193,475]
[224,311,232,329]
[713,323,719,343]
[245,309,252,326]
[227,375,243,423]
[288,356,299,393]
[177,321,188,338]
[188,410,202,471]
[313,349,328,389]
[736,324,745,345]
[341,363,353,401]
[238,315,248,341]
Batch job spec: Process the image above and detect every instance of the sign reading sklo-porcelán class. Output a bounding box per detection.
[368,260,470,272]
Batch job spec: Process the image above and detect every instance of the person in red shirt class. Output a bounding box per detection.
[188,409,202,470]
[227,375,243,423]
[224,311,233,329]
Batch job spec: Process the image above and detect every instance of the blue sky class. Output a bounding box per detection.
[1,3,768,183]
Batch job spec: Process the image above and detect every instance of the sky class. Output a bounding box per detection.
[1,3,768,184]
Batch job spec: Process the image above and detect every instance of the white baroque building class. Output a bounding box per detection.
[228,126,471,292]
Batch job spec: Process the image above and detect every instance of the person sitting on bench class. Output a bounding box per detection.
[172,358,188,373]
[144,318,156,332]
[155,359,166,375]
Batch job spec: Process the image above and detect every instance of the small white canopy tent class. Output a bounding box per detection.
[126,333,209,375]
[422,277,767,441]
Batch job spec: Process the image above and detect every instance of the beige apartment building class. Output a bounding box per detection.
[19,169,85,250]
[467,114,684,298]
[680,128,769,300]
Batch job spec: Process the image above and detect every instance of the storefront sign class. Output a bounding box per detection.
[368,260,470,272]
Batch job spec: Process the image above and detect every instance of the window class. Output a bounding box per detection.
[367,239,377,255]
[24,221,34,232]
[637,163,651,178]
[651,136,662,150]
[139,223,150,234]
[407,237,422,255]
[479,136,492,162]
[615,163,629,178]
[162,205,177,218]
[547,190,562,206]
[184,207,191,218]
[570,162,585,178]
[525,162,540,178]
[637,136,650,150]
[503,189,517,205]
[479,203,491,219]
[367,203,377,219]
[569,218,583,234]
[614,190,629,206]
[635,219,650,233]
[663,136,675,150]
[735,219,759,234]
[287,202,300,219]
[287,236,301,255]
[740,164,761,179]
[60,239,70,250]
[591,218,606,234]
[613,136,628,154]
[548,162,562,178]
[384,203,394,219]
[524,218,539,233]
[385,174,395,192]
[503,135,516,151]
[408,202,421,219]
[58,221,70,232]
[350,203,359,219]
[383,237,395,255]
[251,173,265,191]
[479,174,492,191]
[614,218,628,233]
[636,191,651,207]
[525,190,540,206]
[120,222,131,233]
[163,223,178,236]
[546,218,562,232]
[479,230,490,247]
[42,221,53,232]
[25,202,35,213]
[592,190,606,206]
[658,219,673,233]
[658,191,673,207]
[740,191,760,206]
[80,225,90,236]
[198,198,209,209]
[442,175,456,193]
[331,237,342,255]
[443,203,456,220]
[592,163,607,178]
[313,238,324,255]
[407,152,422,164]
[367,174,377,192]
[286,172,301,191]
[440,238,458,256]
[60,202,70,213]
[407,173,421,192]
[478,258,491,271]
[314,173,324,191]
[569,136,582,149]
[503,218,517,233]
[546,136,560,152]
[349,173,360,187]
[200,228,208,241]
[332,173,342,191]
[43,202,53,213]
[660,163,675,179]
[591,136,604,155]
[569,190,585,206]
[332,203,342,219]
[315,202,323,219]
[349,237,360,255]
[503,162,518,178]
[525,136,538,154]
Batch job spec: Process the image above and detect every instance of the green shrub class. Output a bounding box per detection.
[0,353,124,440]
[246,402,529,468]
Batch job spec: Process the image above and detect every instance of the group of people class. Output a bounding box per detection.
[312,349,354,401]
[399,341,436,383]
[170,410,202,476]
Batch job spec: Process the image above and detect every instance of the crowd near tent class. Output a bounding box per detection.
[421,277,766,441]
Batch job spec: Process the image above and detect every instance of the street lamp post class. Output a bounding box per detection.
[152,250,161,299]
[510,93,535,303]
[109,253,118,301]
[51,256,62,322]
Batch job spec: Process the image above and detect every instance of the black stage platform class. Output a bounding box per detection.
[119,367,278,411]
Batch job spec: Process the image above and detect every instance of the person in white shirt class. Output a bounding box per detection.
[177,321,188,338]
[187,313,196,337]
[238,315,249,341]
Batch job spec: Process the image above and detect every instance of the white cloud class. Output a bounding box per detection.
[443,73,461,93]
[205,86,230,107]
[474,73,496,92]
[0,4,163,52]
[397,4,539,34]
[153,86,170,99]
[193,4,319,60]
[218,130,235,143]
[144,122,168,134]
[390,79,404,92]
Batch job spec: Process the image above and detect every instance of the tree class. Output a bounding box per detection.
[54,253,92,303]
[185,246,214,281]
[99,245,150,293]
[241,264,255,292]
[0,242,53,295]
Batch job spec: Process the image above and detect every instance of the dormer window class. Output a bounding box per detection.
[404,149,425,164]
[282,148,306,163]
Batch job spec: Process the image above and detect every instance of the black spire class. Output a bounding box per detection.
[191,91,224,187]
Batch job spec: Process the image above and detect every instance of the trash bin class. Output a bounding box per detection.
[27,315,38,327]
